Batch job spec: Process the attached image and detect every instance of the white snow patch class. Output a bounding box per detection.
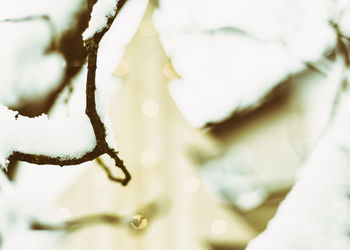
[83,0,119,40]
[154,0,338,127]
[338,5,350,37]
[165,32,302,127]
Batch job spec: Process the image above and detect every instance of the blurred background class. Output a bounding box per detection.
[56,2,329,250]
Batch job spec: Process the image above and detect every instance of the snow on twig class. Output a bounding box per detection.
[83,0,120,40]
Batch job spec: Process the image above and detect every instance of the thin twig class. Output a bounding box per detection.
[30,200,162,233]
[0,15,51,23]
[96,156,127,183]
[31,214,123,232]
[330,21,350,66]
[0,15,57,51]
[306,21,350,156]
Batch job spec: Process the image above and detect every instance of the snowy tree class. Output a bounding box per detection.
[2,0,350,249]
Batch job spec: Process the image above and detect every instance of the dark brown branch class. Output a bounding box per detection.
[31,214,122,232]
[96,156,130,184]
[303,62,328,76]
[9,149,100,167]
[330,21,350,67]
[30,200,162,233]
[0,15,51,23]
[83,0,130,185]
[7,0,131,186]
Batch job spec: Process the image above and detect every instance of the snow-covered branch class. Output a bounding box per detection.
[0,0,131,185]
[154,0,343,128]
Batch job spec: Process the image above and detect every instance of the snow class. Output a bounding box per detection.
[246,64,350,250]
[155,0,333,40]
[285,24,336,62]
[338,5,350,37]
[154,0,339,127]
[82,0,119,40]
[165,32,302,127]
